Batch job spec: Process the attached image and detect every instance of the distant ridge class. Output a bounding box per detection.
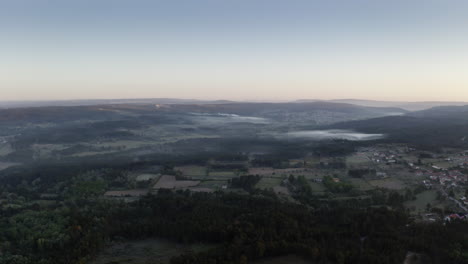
[0,98,236,109]
[2,98,467,111]
[0,101,407,125]
[328,104,468,147]
[295,99,468,111]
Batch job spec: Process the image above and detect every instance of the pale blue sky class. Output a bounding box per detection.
[2,0,468,101]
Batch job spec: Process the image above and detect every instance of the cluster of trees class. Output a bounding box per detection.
[229,175,261,192]
[348,169,376,178]
[287,175,312,197]
[323,176,353,193]
[329,114,468,149]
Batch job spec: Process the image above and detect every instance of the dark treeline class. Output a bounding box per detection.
[348,169,376,178]
[229,175,261,191]
[329,115,468,149]
[2,191,468,264]
[103,192,468,264]
[322,176,353,193]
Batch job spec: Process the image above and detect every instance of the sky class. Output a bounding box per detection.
[1,0,468,102]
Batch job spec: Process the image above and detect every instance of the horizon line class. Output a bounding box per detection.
[1,97,468,104]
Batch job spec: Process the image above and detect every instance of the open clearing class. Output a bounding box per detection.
[368,178,406,190]
[256,177,283,189]
[405,190,438,213]
[208,170,237,178]
[273,186,290,195]
[153,175,200,189]
[136,173,160,182]
[346,153,372,168]
[104,189,149,197]
[255,255,313,264]
[198,180,227,190]
[248,167,317,177]
[175,165,207,178]
[349,178,375,191]
[89,238,214,264]
[187,187,214,193]
[309,182,327,193]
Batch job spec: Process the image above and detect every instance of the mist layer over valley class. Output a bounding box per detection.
[282,129,385,141]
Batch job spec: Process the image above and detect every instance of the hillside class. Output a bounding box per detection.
[295,99,468,111]
[0,102,407,126]
[329,105,468,148]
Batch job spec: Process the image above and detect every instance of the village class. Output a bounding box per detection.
[354,144,468,221]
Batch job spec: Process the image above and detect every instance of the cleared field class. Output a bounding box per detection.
[273,186,290,195]
[136,173,160,182]
[187,187,214,193]
[104,189,149,197]
[153,175,200,189]
[309,182,327,193]
[71,140,155,157]
[209,171,237,178]
[405,190,438,213]
[288,159,305,167]
[368,178,406,190]
[256,177,283,189]
[349,178,375,191]
[198,180,227,189]
[346,153,372,168]
[132,125,220,143]
[432,161,452,169]
[175,166,207,177]
[255,255,313,264]
[249,167,277,175]
[90,239,214,264]
[249,167,317,177]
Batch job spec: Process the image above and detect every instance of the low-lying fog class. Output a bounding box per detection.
[190,113,270,124]
[283,130,385,141]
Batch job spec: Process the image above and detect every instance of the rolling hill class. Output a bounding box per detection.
[329,105,468,148]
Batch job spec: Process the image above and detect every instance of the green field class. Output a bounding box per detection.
[255,255,313,264]
[405,190,438,213]
[175,166,207,178]
[349,178,375,191]
[209,171,237,178]
[346,154,372,168]
[135,173,160,182]
[368,178,406,190]
[309,182,327,193]
[198,180,228,189]
[256,177,283,189]
[90,239,214,264]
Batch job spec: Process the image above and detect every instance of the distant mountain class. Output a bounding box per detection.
[3,98,466,111]
[0,98,235,109]
[295,99,468,111]
[408,105,468,120]
[0,102,407,127]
